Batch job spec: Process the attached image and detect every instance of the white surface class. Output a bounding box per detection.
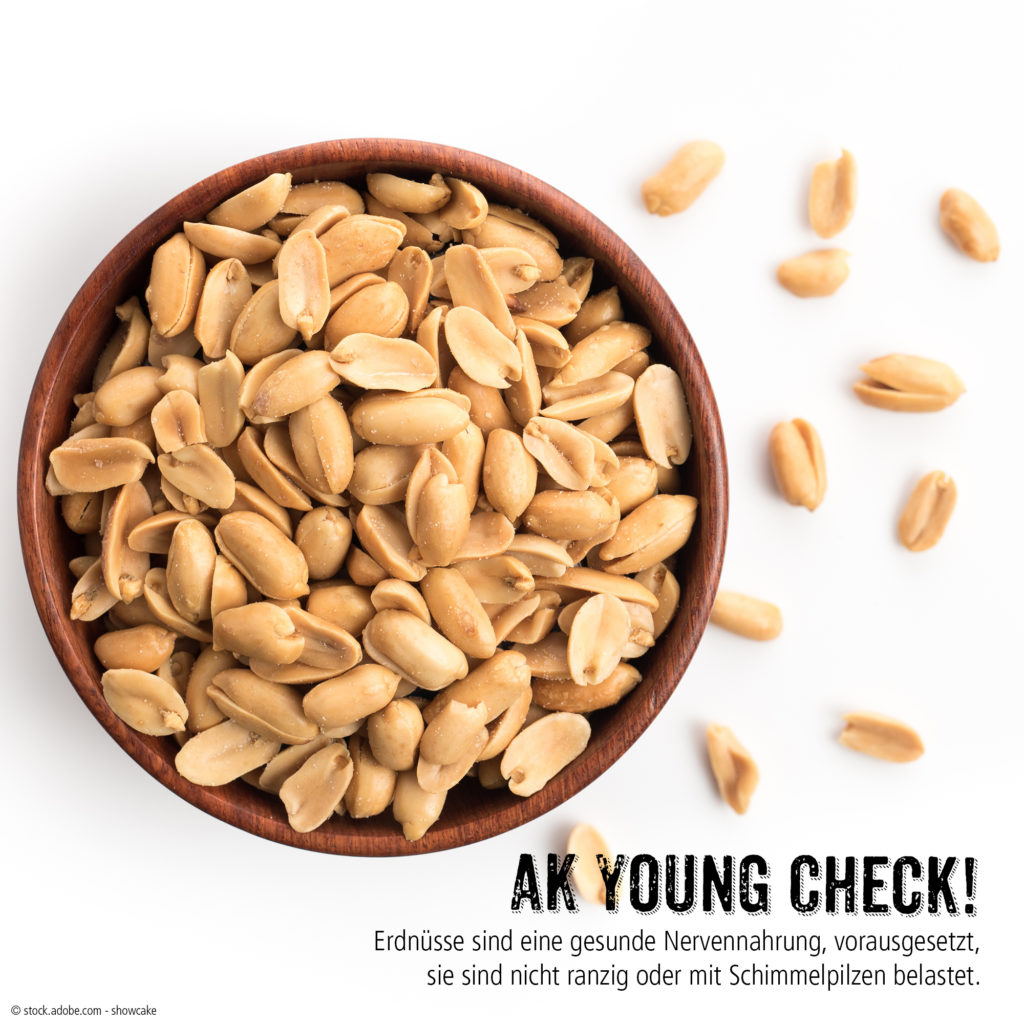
[2,1,1020,1020]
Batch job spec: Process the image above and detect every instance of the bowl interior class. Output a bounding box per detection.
[18,139,727,855]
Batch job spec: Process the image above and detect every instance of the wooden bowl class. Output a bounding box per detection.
[18,139,727,855]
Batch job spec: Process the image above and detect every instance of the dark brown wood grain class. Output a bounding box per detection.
[18,139,728,856]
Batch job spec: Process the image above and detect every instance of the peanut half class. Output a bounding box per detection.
[642,141,725,216]
[710,591,782,641]
[776,249,850,297]
[898,471,957,552]
[853,354,965,412]
[706,723,758,814]
[838,712,924,763]
[808,149,857,238]
[769,418,826,510]
[939,188,999,262]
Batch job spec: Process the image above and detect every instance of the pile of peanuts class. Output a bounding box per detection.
[47,168,698,840]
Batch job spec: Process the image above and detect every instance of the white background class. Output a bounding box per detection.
[2,0,1020,1020]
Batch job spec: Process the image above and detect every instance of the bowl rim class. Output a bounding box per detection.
[18,138,728,856]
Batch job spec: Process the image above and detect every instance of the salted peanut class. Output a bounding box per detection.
[435,176,487,230]
[436,512,515,563]
[508,278,581,328]
[383,247,430,334]
[393,769,446,841]
[92,366,163,428]
[304,664,401,730]
[621,602,656,658]
[350,389,470,445]
[348,444,423,505]
[282,180,364,215]
[567,824,613,904]
[69,555,96,579]
[247,657,336,684]
[606,456,659,514]
[229,281,297,363]
[707,723,759,814]
[209,554,247,620]
[285,606,361,673]
[235,422,312,510]
[535,662,641,713]
[481,429,537,521]
[155,354,204,399]
[197,351,245,447]
[158,443,236,509]
[289,395,354,495]
[193,259,252,359]
[206,172,291,231]
[343,734,397,817]
[226,481,291,537]
[363,610,468,691]
[412,475,471,569]
[176,719,280,785]
[355,504,424,582]
[101,668,188,736]
[475,684,531,758]
[523,489,618,540]
[307,583,374,636]
[262,422,344,508]
[554,323,652,390]
[541,566,659,612]
[809,150,857,238]
[69,557,118,621]
[453,555,534,605]
[500,712,590,797]
[93,298,150,388]
[614,350,651,380]
[777,249,849,297]
[166,518,217,622]
[565,286,623,346]
[368,699,425,772]
[448,366,518,435]
[853,354,965,412]
[542,371,634,422]
[503,331,542,429]
[567,594,630,686]
[420,568,497,660]
[207,667,318,744]
[634,563,680,637]
[106,595,165,630]
[211,603,301,664]
[184,647,235,732]
[586,436,620,490]
[463,215,562,281]
[215,511,309,599]
[510,631,570,680]
[445,305,523,389]
[293,507,351,579]
[503,536,571,580]
[768,418,826,510]
[183,221,280,264]
[148,324,201,368]
[365,192,440,252]
[505,590,561,644]
[320,215,405,287]
[160,651,195,699]
[150,390,206,453]
[939,188,999,262]
[329,333,436,392]
[101,481,151,602]
[898,471,957,552]
[326,280,410,346]
[599,494,698,574]
[515,317,571,369]
[643,141,725,216]
[145,232,205,338]
[839,712,925,762]
[276,229,330,342]
[414,304,447,387]
[417,727,488,794]
[420,699,489,766]
[258,735,332,794]
[367,172,450,213]
[710,591,782,641]
[282,204,351,240]
[371,579,430,623]
[61,492,104,535]
[277,742,353,832]
[444,245,516,338]
[248,350,340,419]
[441,422,485,509]
[94,625,176,672]
[522,417,595,490]
[633,364,691,468]
[142,568,212,641]
[347,547,388,587]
